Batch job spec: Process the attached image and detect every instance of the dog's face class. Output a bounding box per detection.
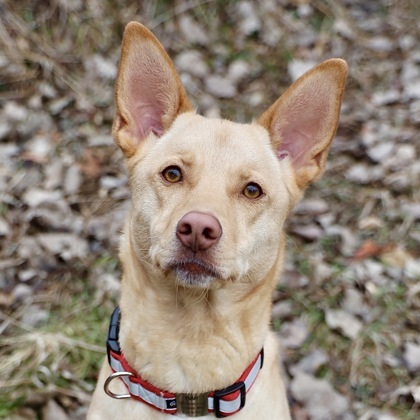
[127,113,295,288]
[114,23,347,290]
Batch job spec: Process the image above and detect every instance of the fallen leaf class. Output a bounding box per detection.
[37,233,88,261]
[290,373,349,420]
[351,240,393,262]
[290,349,329,376]
[79,149,102,178]
[289,224,324,241]
[381,246,414,268]
[278,318,309,349]
[0,291,15,307]
[42,399,69,420]
[403,342,420,372]
[391,384,420,404]
[325,309,363,340]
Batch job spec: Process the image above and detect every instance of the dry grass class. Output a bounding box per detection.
[0,282,116,417]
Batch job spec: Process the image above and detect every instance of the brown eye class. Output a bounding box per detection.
[162,166,182,183]
[243,182,263,199]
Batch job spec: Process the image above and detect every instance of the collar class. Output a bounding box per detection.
[104,307,264,418]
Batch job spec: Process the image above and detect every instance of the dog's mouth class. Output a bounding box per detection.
[169,258,221,287]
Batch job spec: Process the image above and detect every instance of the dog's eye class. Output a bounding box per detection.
[162,166,183,183]
[242,182,263,199]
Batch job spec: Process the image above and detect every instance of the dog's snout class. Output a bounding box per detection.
[176,212,222,252]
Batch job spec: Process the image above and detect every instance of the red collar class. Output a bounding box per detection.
[104,307,264,418]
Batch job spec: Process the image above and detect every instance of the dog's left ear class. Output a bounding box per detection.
[258,59,347,190]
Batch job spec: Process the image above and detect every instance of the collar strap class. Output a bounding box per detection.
[105,307,264,418]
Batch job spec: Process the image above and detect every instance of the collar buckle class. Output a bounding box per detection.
[213,381,246,418]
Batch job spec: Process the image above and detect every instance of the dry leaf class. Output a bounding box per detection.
[351,240,393,262]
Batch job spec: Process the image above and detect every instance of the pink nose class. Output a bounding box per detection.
[176,212,222,252]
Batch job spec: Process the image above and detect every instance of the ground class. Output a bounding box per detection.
[0,0,419,419]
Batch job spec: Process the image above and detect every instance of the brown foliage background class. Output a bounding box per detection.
[0,1,419,418]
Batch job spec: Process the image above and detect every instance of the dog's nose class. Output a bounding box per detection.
[176,212,222,252]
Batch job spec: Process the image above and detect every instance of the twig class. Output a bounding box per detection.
[150,0,215,29]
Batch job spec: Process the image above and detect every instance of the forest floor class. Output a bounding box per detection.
[0,0,419,419]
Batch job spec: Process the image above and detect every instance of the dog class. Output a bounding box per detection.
[87,22,347,419]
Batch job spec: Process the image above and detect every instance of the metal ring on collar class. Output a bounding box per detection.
[104,371,134,399]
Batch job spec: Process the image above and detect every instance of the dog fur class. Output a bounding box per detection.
[88,22,347,419]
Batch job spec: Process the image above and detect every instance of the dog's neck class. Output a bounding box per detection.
[116,230,284,394]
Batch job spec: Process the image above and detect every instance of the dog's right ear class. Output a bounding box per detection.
[112,22,192,158]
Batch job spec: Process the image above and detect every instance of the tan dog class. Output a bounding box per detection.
[88,22,347,419]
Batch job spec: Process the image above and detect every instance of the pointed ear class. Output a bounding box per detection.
[112,22,193,158]
[257,59,347,190]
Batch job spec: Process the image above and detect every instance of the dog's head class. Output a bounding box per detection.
[113,22,347,290]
